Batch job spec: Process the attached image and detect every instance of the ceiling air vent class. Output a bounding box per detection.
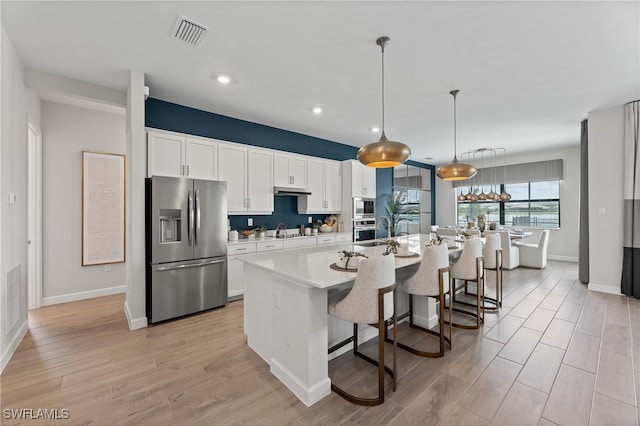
[171,15,209,47]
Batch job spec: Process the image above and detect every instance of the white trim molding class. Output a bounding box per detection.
[124,300,148,330]
[42,285,125,306]
[1,319,28,373]
[588,282,622,296]
[548,255,578,262]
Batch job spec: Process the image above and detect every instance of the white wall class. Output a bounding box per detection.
[41,101,126,304]
[435,145,581,261]
[587,105,625,295]
[124,70,147,330]
[1,27,40,372]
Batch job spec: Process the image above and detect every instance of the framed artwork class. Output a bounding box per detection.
[82,151,126,266]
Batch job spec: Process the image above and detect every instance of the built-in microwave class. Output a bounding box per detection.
[353,197,375,219]
[353,219,377,242]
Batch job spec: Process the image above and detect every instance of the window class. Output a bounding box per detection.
[457,181,560,228]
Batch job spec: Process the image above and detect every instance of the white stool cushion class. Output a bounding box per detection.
[451,238,483,280]
[482,233,502,270]
[328,255,396,325]
[402,244,449,297]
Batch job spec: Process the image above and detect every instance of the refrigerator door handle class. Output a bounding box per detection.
[195,189,201,246]
[155,258,226,272]
[187,189,194,246]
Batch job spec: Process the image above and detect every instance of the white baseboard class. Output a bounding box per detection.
[548,255,578,262]
[588,282,622,296]
[124,299,147,330]
[1,319,28,373]
[270,358,331,407]
[42,285,125,306]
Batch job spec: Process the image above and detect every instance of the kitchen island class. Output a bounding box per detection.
[239,233,438,406]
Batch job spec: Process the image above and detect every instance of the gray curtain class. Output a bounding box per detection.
[622,101,640,298]
[579,120,589,284]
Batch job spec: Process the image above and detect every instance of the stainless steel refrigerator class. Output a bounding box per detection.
[146,176,228,323]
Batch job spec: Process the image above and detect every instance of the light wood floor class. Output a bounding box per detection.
[2,260,639,425]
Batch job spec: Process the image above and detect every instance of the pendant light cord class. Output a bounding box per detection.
[381,42,385,134]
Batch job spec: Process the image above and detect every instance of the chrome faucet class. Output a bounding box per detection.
[376,216,391,240]
[275,223,288,239]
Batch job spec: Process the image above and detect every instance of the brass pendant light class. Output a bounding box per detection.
[436,90,477,181]
[357,36,411,168]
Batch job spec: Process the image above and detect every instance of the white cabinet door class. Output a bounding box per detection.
[148,132,185,178]
[273,153,307,188]
[325,161,342,212]
[304,159,326,212]
[247,149,273,213]
[350,161,364,197]
[362,166,376,198]
[273,154,291,187]
[185,137,217,180]
[228,255,246,300]
[219,144,248,212]
[289,155,307,188]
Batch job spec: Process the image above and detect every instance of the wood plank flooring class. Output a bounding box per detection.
[1,260,639,425]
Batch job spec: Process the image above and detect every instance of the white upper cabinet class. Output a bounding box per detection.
[325,161,342,211]
[343,160,376,198]
[274,153,307,188]
[185,137,217,180]
[147,131,217,179]
[219,143,273,214]
[298,159,342,213]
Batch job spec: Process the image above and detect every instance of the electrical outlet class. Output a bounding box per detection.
[248,218,253,226]
[308,216,312,224]
[104,265,112,272]
[274,291,281,309]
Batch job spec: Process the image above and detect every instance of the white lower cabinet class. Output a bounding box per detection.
[227,234,351,299]
[316,235,336,245]
[227,243,256,300]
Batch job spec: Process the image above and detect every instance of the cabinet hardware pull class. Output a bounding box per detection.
[187,165,190,176]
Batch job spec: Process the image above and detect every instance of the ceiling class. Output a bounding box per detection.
[2,1,638,165]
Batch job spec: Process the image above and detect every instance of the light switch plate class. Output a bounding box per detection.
[248,218,253,226]
[308,216,312,223]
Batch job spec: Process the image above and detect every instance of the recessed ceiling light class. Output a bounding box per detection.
[312,107,323,114]
[217,75,231,84]
[371,127,380,133]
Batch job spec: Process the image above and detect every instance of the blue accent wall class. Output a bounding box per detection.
[145,98,435,231]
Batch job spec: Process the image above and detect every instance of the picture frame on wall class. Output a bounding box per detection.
[82,151,126,266]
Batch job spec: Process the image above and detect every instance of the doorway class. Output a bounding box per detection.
[28,119,42,310]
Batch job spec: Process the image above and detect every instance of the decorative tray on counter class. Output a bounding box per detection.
[330,263,358,272]
[394,252,420,258]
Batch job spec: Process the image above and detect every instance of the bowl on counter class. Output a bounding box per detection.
[319,224,333,233]
[241,229,256,237]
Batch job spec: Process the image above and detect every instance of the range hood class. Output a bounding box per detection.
[274,186,312,196]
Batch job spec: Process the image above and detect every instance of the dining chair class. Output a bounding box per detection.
[436,227,458,237]
[390,243,452,358]
[482,233,503,311]
[328,254,397,406]
[517,230,550,269]
[485,230,519,269]
[447,238,484,329]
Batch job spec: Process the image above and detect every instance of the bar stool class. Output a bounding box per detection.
[391,243,452,358]
[328,254,398,406]
[482,233,503,311]
[447,238,484,329]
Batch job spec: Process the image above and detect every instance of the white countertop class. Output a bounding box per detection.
[227,232,351,246]
[238,233,440,289]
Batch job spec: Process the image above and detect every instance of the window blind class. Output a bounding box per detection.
[452,159,563,188]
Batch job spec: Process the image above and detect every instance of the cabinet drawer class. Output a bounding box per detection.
[335,234,352,243]
[316,235,336,245]
[228,243,257,255]
[283,238,317,250]
[256,241,284,252]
